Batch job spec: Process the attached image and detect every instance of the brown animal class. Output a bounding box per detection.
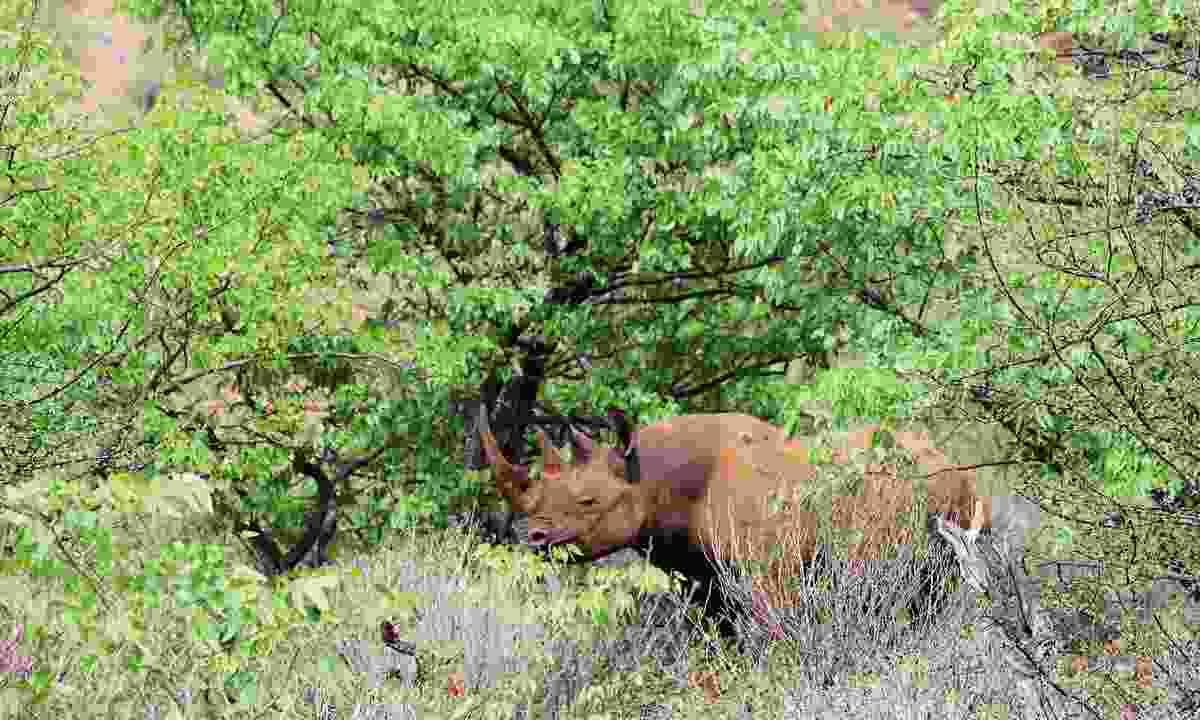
[478,409,993,640]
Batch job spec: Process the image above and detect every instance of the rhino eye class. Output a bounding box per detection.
[580,497,597,507]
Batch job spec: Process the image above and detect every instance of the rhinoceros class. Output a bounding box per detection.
[477,408,994,640]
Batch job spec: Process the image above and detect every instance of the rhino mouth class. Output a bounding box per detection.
[526,529,629,562]
[526,526,579,549]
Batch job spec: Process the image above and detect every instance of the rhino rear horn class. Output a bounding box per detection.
[607,407,641,483]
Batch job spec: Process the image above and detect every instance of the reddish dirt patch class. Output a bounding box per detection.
[47,0,155,117]
[807,0,939,34]
[72,18,151,114]
[47,0,270,134]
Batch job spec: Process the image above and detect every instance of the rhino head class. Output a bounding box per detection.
[477,406,648,561]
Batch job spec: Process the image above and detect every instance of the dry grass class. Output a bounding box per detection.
[1,497,1196,720]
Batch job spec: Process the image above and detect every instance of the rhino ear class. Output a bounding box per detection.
[571,429,594,464]
[537,430,565,480]
[478,406,533,506]
[607,407,637,454]
[607,407,641,483]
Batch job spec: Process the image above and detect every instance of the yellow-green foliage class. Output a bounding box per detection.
[467,539,681,642]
